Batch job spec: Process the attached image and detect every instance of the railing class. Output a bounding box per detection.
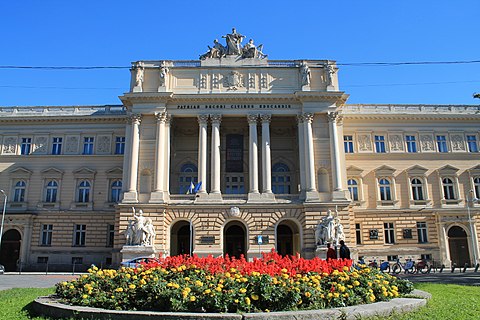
[0,105,126,117]
[343,104,480,115]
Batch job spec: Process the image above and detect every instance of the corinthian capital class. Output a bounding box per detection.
[296,114,305,124]
[154,112,167,123]
[210,114,222,124]
[128,113,143,124]
[247,114,259,124]
[327,111,338,123]
[197,114,209,125]
[260,114,271,123]
[302,112,314,123]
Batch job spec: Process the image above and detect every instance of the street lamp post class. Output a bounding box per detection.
[466,190,479,267]
[0,190,7,252]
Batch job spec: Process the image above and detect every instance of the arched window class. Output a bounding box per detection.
[272,163,291,194]
[110,180,122,202]
[77,180,91,203]
[179,163,198,194]
[474,177,480,199]
[442,177,456,200]
[45,180,58,203]
[13,180,26,202]
[347,179,359,201]
[379,178,392,201]
[411,178,424,201]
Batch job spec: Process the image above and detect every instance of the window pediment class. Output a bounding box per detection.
[374,165,396,177]
[437,164,459,176]
[406,165,428,176]
[347,165,364,176]
[9,167,32,178]
[73,167,96,179]
[41,167,64,178]
[106,167,123,177]
[468,164,480,176]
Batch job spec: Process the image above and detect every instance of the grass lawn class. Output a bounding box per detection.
[1,283,479,319]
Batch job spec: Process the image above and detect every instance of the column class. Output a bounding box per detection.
[210,114,222,195]
[328,111,343,191]
[261,114,272,194]
[303,113,316,192]
[164,114,172,196]
[248,114,259,194]
[153,112,167,192]
[297,115,306,194]
[121,118,132,193]
[197,115,209,194]
[125,114,142,202]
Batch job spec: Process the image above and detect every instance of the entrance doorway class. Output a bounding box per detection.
[170,221,191,256]
[0,229,21,271]
[224,222,246,259]
[448,226,471,266]
[276,221,300,256]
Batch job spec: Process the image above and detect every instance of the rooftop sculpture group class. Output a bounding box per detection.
[200,28,267,60]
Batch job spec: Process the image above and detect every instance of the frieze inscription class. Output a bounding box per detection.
[176,104,292,110]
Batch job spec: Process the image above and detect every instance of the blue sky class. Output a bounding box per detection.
[1,0,479,106]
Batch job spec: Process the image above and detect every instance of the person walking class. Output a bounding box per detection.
[339,240,351,259]
[326,243,337,260]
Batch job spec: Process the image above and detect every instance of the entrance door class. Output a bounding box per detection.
[448,226,470,266]
[224,223,246,259]
[171,221,191,256]
[277,224,294,256]
[0,229,21,271]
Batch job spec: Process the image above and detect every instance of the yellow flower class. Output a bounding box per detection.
[189,296,196,302]
[281,268,288,273]
[184,277,190,281]
[245,297,251,305]
[297,299,303,305]
[129,284,136,289]
[195,280,203,287]
[234,299,239,303]
[115,287,124,292]
[305,292,312,298]
[126,274,131,279]
[369,294,376,302]
[62,281,68,286]
[251,294,259,301]
[333,292,340,298]
[239,288,247,294]
[69,285,74,289]
[204,289,211,294]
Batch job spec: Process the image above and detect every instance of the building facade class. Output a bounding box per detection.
[0,31,479,271]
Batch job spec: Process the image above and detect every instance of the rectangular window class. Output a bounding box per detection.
[115,136,126,154]
[83,137,94,155]
[384,222,395,244]
[37,257,49,264]
[74,224,86,246]
[467,135,478,153]
[107,224,115,247]
[225,175,245,194]
[405,135,417,153]
[344,135,354,153]
[51,137,63,155]
[355,223,362,245]
[387,255,398,262]
[417,222,428,243]
[420,254,432,261]
[20,138,32,155]
[374,135,386,153]
[41,224,53,246]
[436,135,448,152]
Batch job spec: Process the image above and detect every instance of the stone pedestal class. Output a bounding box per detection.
[120,245,158,262]
[315,246,328,260]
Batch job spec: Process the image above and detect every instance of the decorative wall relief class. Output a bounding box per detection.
[450,134,466,151]
[33,136,48,154]
[2,136,17,154]
[388,134,404,152]
[65,136,79,154]
[96,135,112,154]
[419,134,434,152]
[357,134,372,152]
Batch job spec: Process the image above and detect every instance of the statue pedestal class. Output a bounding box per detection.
[120,245,157,262]
[315,246,328,260]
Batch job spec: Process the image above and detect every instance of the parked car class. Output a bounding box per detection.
[0,264,5,274]
[120,257,160,268]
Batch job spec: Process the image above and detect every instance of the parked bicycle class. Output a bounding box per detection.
[415,258,431,274]
[392,258,416,274]
[368,258,391,273]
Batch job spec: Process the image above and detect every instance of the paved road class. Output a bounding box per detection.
[0,273,79,291]
[396,270,480,286]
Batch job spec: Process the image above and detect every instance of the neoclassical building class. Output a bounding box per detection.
[0,30,479,271]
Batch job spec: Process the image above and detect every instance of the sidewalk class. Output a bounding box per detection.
[0,273,79,291]
[395,269,480,286]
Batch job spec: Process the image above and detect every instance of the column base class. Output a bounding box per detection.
[149,191,168,203]
[247,245,275,261]
[122,192,138,203]
[315,245,328,259]
[305,190,320,202]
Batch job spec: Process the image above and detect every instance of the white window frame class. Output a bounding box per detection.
[45,180,59,203]
[416,221,428,243]
[272,163,291,194]
[41,224,53,246]
[374,135,386,153]
[77,180,91,203]
[225,174,246,194]
[115,136,126,155]
[20,137,32,155]
[436,135,448,153]
[73,224,86,246]
[13,180,27,202]
[82,137,95,155]
[384,222,395,244]
[343,135,354,153]
[110,179,122,203]
[405,134,418,153]
[466,134,479,153]
[51,137,63,155]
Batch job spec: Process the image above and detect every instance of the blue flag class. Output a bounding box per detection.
[193,182,202,193]
[186,181,195,194]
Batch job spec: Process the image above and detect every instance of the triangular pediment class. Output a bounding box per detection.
[9,167,33,176]
[468,164,480,175]
[346,165,364,176]
[374,165,396,176]
[106,167,123,176]
[73,167,96,175]
[41,167,64,175]
[406,165,428,175]
[437,165,459,175]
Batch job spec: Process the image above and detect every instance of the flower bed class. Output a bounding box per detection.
[55,251,413,313]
